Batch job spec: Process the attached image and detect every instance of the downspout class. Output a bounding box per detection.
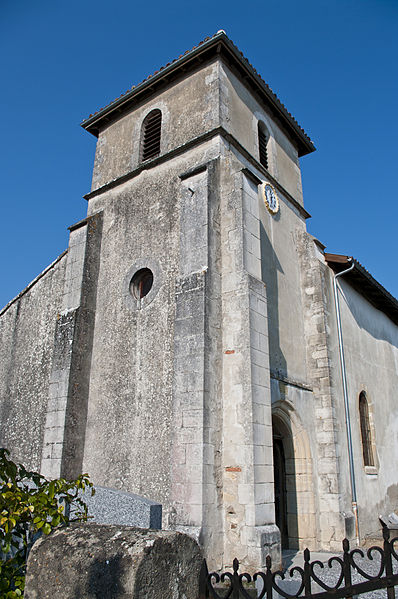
[332,260,360,546]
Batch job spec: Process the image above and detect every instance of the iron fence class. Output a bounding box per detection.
[199,526,398,599]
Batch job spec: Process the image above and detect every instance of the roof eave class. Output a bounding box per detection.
[81,32,315,156]
[81,34,223,136]
[325,253,398,325]
[219,35,315,156]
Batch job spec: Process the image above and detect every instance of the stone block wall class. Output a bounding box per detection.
[0,252,67,471]
[41,212,103,480]
[219,160,278,569]
[296,231,348,550]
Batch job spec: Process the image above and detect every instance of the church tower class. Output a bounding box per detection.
[75,31,316,568]
[3,31,398,569]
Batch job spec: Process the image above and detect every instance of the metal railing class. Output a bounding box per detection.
[199,526,398,598]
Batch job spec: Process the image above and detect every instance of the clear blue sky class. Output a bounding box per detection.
[1,0,397,308]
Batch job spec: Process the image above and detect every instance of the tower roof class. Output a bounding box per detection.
[81,31,315,157]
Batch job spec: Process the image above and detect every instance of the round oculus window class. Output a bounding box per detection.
[130,268,154,299]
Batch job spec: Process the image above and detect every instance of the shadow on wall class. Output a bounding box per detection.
[338,280,398,346]
[260,222,287,377]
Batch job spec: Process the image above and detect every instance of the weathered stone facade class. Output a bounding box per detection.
[1,32,398,569]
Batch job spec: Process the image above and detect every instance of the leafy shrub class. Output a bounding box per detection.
[0,448,94,598]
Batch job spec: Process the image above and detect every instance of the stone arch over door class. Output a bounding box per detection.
[272,406,316,550]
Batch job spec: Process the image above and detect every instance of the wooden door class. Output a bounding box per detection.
[273,437,288,547]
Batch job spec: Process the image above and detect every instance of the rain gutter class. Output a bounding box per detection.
[332,259,360,545]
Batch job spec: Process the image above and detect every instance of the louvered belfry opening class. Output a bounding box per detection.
[141,109,162,162]
[258,123,269,169]
[359,392,374,467]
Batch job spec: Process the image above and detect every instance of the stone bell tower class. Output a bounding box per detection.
[4,30,398,571]
[0,31,315,572]
[77,31,315,570]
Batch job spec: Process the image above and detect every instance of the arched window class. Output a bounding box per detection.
[359,392,374,467]
[258,122,269,169]
[140,109,162,162]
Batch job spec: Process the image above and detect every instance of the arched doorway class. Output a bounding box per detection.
[272,414,297,549]
[273,435,288,547]
[272,408,316,550]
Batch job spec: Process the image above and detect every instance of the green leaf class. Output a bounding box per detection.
[51,514,60,527]
[0,446,93,596]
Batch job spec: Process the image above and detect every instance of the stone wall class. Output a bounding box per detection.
[41,213,103,480]
[90,61,221,191]
[82,141,222,536]
[0,253,67,470]
[329,275,398,541]
[219,62,304,205]
[295,232,347,551]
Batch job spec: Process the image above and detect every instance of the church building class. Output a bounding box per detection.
[1,31,398,570]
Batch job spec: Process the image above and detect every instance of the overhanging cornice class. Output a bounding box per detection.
[81,32,315,157]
